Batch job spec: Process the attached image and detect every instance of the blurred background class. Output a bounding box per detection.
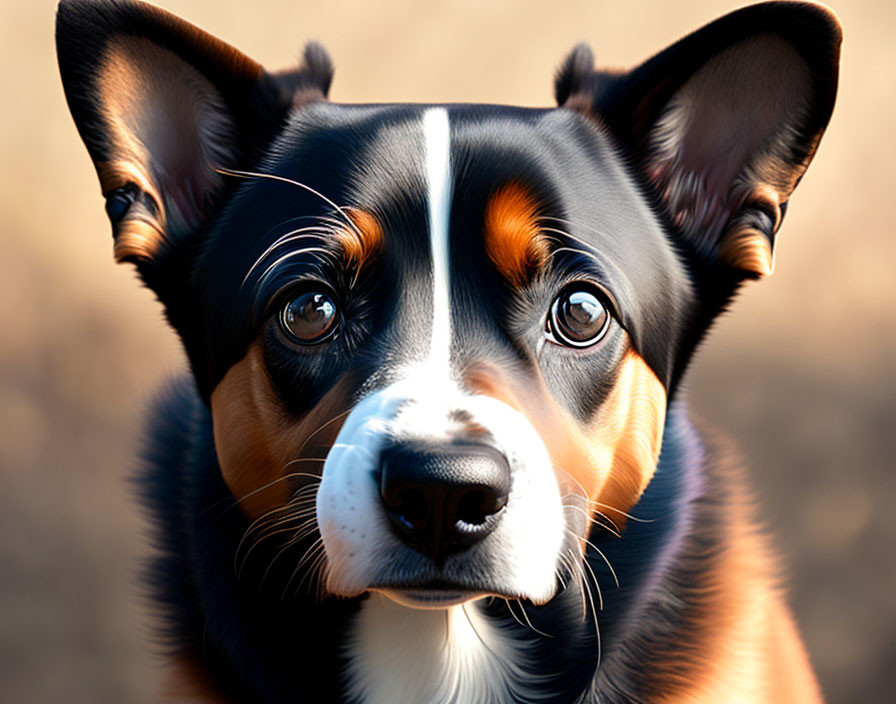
[1,0,893,701]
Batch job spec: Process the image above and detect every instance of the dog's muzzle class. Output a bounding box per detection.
[316,376,566,606]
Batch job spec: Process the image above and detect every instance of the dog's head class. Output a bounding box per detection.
[57,0,840,608]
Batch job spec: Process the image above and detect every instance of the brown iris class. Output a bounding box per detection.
[280,291,339,344]
[548,287,610,348]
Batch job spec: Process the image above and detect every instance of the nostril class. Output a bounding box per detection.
[456,488,507,525]
[457,490,487,525]
[394,489,428,527]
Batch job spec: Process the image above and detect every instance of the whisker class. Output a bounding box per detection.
[280,463,328,472]
[553,465,623,535]
[241,227,335,288]
[257,532,304,588]
[258,516,322,587]
[567,550,589,623]
[462,603,501,657]
[285,537,325,600]
[564,503,622,538]
[256,214,345,249]
[549,246,607,272]
[217,167,362,238]
[575,544,602,669]
[515,599,553,638]
[553,552,570,592]
[537,215,614,241]
[296,547,329,599]
[503,599,528,632]
[236,513,306,577]
[554,462,650,529]
[235,469,319,510]
[538,227,604,256]
[204,465,323,524]
[582,498,654,524]
[252,246,339,289]
[233,482,321,575]
[579,546,605,612]
[296,408,354,457]
[581,536,620,589]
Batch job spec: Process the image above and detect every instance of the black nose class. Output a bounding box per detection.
[379,442,511,563]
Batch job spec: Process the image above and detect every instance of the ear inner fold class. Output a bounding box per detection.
[645,35,812,277]
[97,36,238,261]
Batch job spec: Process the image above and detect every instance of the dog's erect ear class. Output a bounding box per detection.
[56,0,332,271]
[556,2,841,278]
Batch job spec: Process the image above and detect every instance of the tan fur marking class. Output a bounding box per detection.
[719,183,782,276]
[484,184,549,285]
[210,342,351,519]
[95,160,167,262]
[97,37,237,261]
[718,227,774,276]
[652,473,821,704]
[464,350,666,532]
[163,655,229,703]
[586,350,667,526]
[336,208,383,268]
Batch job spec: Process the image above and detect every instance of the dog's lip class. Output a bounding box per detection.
[370,578,502,609]
[374,586,487,610]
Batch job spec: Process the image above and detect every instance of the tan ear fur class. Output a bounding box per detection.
[97,36,239,261]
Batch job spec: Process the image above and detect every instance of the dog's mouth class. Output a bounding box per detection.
[370,578,507,609]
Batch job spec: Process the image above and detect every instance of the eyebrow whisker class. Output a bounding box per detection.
[538,226,605,257]
[253,246,339,291]
[537,215,614,241]
[240,227,329,288]
[242,228,336,288]
[550,246,603,266]
[217,167,363,238]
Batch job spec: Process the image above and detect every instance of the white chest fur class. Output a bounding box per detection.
[344,595,549,704]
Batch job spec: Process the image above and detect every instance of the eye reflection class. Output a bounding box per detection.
[280,291,339,344]
[548,287,610,348]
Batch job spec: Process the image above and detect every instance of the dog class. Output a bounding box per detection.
[57,0,841,701]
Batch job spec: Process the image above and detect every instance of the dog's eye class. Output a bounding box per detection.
[547,287,610,348]
[280,291,339,344]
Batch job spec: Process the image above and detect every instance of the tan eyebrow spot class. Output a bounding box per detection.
[484,184,549,285]
[335,208,383,268]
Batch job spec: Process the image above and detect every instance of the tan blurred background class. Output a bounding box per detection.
[1,0,893,701]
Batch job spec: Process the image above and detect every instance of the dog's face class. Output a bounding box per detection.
[58,1,839,609]
[203,104,681,606]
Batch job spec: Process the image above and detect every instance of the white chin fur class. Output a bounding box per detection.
[345,594,551,704]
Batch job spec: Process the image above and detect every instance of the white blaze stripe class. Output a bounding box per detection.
[422,108,453,373]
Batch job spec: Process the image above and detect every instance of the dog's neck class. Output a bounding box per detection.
[144,384,713,703]
[346,595,548,704]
